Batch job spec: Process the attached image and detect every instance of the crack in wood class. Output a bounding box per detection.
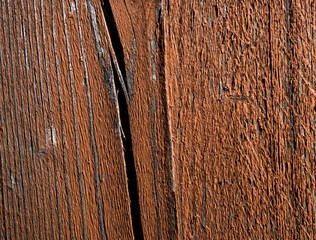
[100,1,144,239]
[101,0,130,104]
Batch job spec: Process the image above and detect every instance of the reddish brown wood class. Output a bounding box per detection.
[1,0,316,239]
[0,0,134,239]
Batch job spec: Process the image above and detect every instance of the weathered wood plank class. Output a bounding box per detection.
[1,0,316,239]
[0,0,134,239]
[163,0,316,239]
[107,0,178,239]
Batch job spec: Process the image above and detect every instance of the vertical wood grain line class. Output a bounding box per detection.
[52,1,75,239]
[0,92,9,240]
[61,1,85,239]
[39,0,57,238]
[11,0,32,238]
[31,1,50,238]
[162,2,177,239]
[150,93,162,240]
[0,2,21,237]
[51,0,69,238]
[0,45,16,240]
[13,0,31,231]
[24,0,45,237]
[4,0,28,237]
[73,1,101,239]
[20,0,38,236]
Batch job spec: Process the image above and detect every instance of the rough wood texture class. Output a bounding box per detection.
[1,0,316,239]
[0,0,133,239]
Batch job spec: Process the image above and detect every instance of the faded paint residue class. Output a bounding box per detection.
[70,2,76,15]
[46,127,57,147]
[150,40,157,84]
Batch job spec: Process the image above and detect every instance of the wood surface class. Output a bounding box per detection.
[1,0,316,239]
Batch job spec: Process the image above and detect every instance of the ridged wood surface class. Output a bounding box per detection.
[1,0,316,239]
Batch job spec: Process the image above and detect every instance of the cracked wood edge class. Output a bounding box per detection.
[110,0,316,239]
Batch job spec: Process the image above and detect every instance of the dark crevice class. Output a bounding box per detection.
[101,0,127,85]
[101,1,144,239]
[111,57,144,240]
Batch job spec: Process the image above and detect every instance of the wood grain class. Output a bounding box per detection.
[1,0,316,239]
[0,0,134,239]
